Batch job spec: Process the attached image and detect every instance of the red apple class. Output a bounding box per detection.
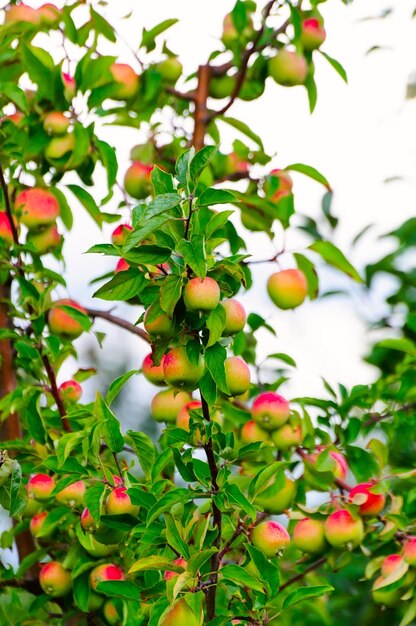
[151,389,192,423]
[59,380,82,404]
[110,63,139,100]
[143,307,174,338]
[105,486,139,516]
[142,353,166,386]
[89,563,125,593]
[251,392,290,431]
[251,520,290,557]
[48,299,88,339]
[27,474,55,500]
[15,188,60,229]
[39,561,72,597]
[403,537,416,566]
[301,17,326,51]
[267,269,308,310]
[43,111,70,135]
[293,518,327,554]
[111,224,133,246]
[56,480,86,507]
[183,277,221,313]
[163,346,204,390]
[62,73,76,100]
[164,557,187,581]
[0,212,14,245]
[240,420,269,444]
[263,169,293,202]
[271,422,303,450]
[5,4,40,24]
[224,356,251,397]
[30,511,49,537]
[349,482,385,517]
[268,50,308,86]
[26,223,61,255]
[222,299,247,336]
[324,509,364,548]
[176,401,203,431]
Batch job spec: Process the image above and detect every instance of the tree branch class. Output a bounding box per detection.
[296,447,351,492]
[40,350,71,433]
[165,86,195,101]
[0,163,19,246]
[279,556,327,592]
[85,308,150,343]
[192,64,211,151]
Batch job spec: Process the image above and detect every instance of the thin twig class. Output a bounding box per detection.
[166,86,195,101]
[86,308,150,343]
[279,557,327,592]
[192,64,211,151]
[40,351,71,433]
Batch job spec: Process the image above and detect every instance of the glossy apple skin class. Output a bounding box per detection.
[324,509,364,548]
[301,18,326,51]
[48,299,88,339]
[293,518,327,554]
[142,353,166,386]
[110,63,139,100]
[39,562,72,597]
[89,564,125,593]
[157,57,183,83]
[5,4,40,24]
[30,511,49,537]
[222,299,247,336]
[111,223,133,245]
[143,308,174,339]
[0,212,14,245]
[349,482,385,516]
[159,598,200,626]
[27,474,55,500]
[43,111,70,135]
[105,487,139,516]
[56,480,86,507]
[240,420,269,444]
[268,50,308,86]
[267,269,308,310]
[163,346,205,391]
[254,474,296,514]
[381,554,405,577]
[124,162,153,199]
[176,401,203,431]
[183,277,221,313]
[224,356,251,397]
[251,392,290,431]
[271,422,302,449]
[26,224,61,255]
[403,536,416,566]
[15,188,60,229]
[151,389,192,423]
[164,557,187,581]
[59,380,82,404]
[251,520,290,557]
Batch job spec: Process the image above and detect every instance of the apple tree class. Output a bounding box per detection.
[0,1,415,625]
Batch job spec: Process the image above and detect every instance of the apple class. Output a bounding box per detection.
[157,57,183,83]
[89,563,125,593]
[62,73,76,100]
[151,389,192,423]
[43,112,69,135]
[271,422,303,450]
[240,420,269,445]
[164,557,187,581]
[268,50,308,86]
[403,536,416,566]
[301,18,326,51]
[48,299,88,339]
[115,258,129,273]
[23,494,42,516]
[221,12,254,47]
[103,599,121,625]
[106,486,139,516]
[124,161,153,199]
[26,223,61,255]
[3,111,25,126]
[59,380,82,404]
[81,534,119,558]
[44,133,75,162]
[254,474,296,514]
[81,507,97,532]
[30,511,49,538]
[209,75,235,99]
[222,299,247,336]
[267,269,308,310]
[225,152,249,176]
[251,520,290,557]
[111,223,133,246]
[293,518,327,554]
[224,356,250,396]
[348,482,385,517]
[0,212,14,245]
[38,4,60,25]
[39,562,72,597]
[371,575,402,607]
[87,592,104,612]
[5,4,40,24]
[263,169,293,202]
[324,509,364,548]
[163,346,205,390]
[183,277,221,313]
[159,599,200,626]
[56,480,86,507]
[251,392,290,431]
[176,400,203,431]
[381,554,405,577]
[309,448,348,480]
[110,63,139,100]
[142,353,166,386]
[15,187,60,229]
[27,474,55,500]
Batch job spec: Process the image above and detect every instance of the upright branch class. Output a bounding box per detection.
[40,350,71,433]
[192,64,211,151]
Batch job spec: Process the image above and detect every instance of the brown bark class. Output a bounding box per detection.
[192,64,211,151]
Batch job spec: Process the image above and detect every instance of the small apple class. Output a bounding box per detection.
[106,486,139,516]
[62,73,76,100]
[111,223,133,246]
[271,422,303,450]
[27,474,55,500]
[403,536,416,566]
[159,598,200,626]
[222,299,247,336]
[251,520,290,557]
[15,187,60,229]
[157,57,183,83]
[110,63,139,100]
[268,50,308,86]
[44,133,75,162]
[30,511,49,538]
[3,111,25,126]
[371,576,402,607]
[43,112,70,135]
[183,277,221,313]
[115,258,129,273]
[176,401,203,431]
[26,223,61,255]
[224,356,250,397]
[309,448,348,481]
[48,299,88,339]
[151,389,192,423]
[142,353,166,386]
[164,557,187,581]
[240,420,269,445]
[39,561,72,597]
[267,269,308,310]
[225,152,249,176]
[221,12,254,47]
[254,474,296,514]
[251,392,290,431]
[0,212,14,245]
[209,75,235,99]
[348,482,385,517]
[56,480,86,507]
[163,346,205,390]
[38,3,60,26]
[81,507,97,532]
[293,518,327,554]
[381,554,405,577]
[324,509,364,549]
[301,17,326,51]
[263,169,293,202]
[59,380,82,404]
[124,162,153,199]
[89,563,125,593]
[103,599,121,625]
[5,4,40,24]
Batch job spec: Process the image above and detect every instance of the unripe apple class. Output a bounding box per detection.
[4,111,25,126]
[251,392,290,431]
[43,111,69,135]
[27,474,55,500]
[293,518,327,554]
[176,401,202,431]
[381,554,405,577]
[38,3,60,25]
[251,520,290,557]
[142,353,166,386]
[183,277,221,313]
[30,511,49,537]
[159,598,200,626]
[87,592,104,612]
[81,507,97,532]
[124,162,153,199]
[222,299,246,336]
[83,534,120,558]
[163,346,205,390]
[224,356,250,396]
[151,389,192,423]
[267,269,308,310]
[240,420,269,445]
[62,73,76,100]
[209,75,235,99]
[103,599,121,625]
[164,557,187,581]
[23,494,42,516]
[89,563,125,593]
[56,480,86,507]
[371,576,402,607]
[106,486,139,516]
[263,169,293,202]
[44,133,75,162]
[225,152,249,176]
[324,509,364,548]
[310,448,348,480]
[157,57,183,83]
[115,258,129,273]
[271,422,303,450]
[0,212,14,245]
[110,63,139,100]
[111,223,133,246]
[221,13,254,47]
[268,50,308,86]
[48,299,88,339]
[59,380,82,404]
[349,482,385,517]
[403,536,416,566]
[26,223,61,255]
[254,474,296,514]
[5,4,40,24]
[39,561,72,597]
[301,18,326,51]
[15,187,60,229]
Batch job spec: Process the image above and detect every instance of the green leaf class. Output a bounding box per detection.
[84,482,106,524]
[67,184,102,226]
[95,139,118,194]
[175,148,193,185]
[187,548,218,576]
[294,253,319,299]
[151,166,175,195]
[376,338,416,356]
[204,344,229,394]
[90,7,117,42]
[205,210,234,238]
[106,370,138,405]
[189,145,217,183]
[308,241,362,282]
[346,445,381,482]
[206,305,226,347]
[123,214,172,251]
[267,353,297,368]
[198,188,236,207]
[141,19,179,52]
[176,235,207,278]
[320,51,348,83]
[93,269,145,301]
[165,513,191,559]
[145,193,182,219]
[124,244,172,265]
[305,72,318,113]
[0,83,28,113]
[96,580,142,600]
[129,555,184,574]
[225,482,257,521]
[220,564,266,593]
[49,187,73,230]
[246,545,280,593]
[95,393,124,453]
[282,585,334,610]
[219,116,263,149]
[160,274,183,316]
[286,163,330,189]
[126,431,157,479]
[146,488,193,525]
[9,461,24,517]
